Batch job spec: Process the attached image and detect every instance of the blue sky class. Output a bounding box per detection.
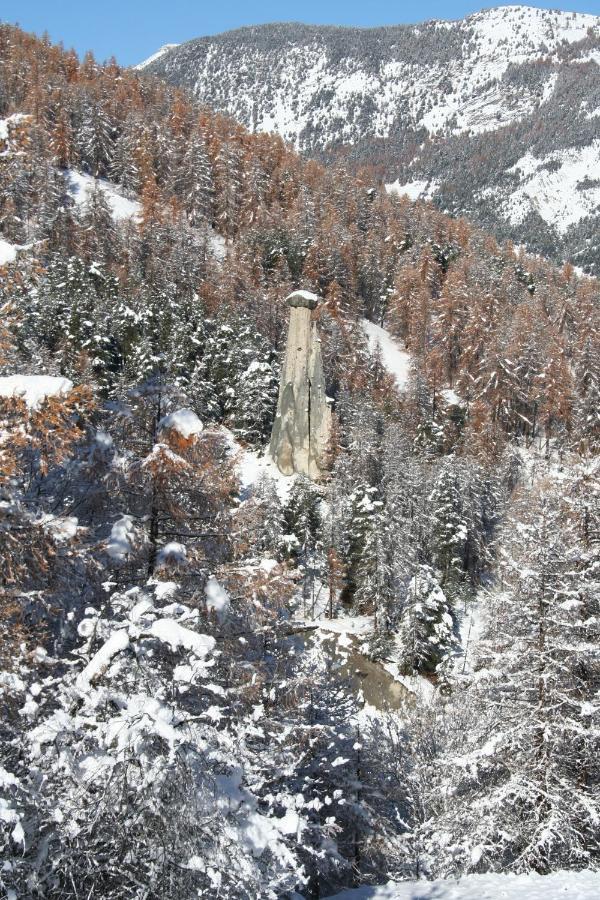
[3,1,600,66]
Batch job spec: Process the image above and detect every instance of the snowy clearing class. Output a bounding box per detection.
[361,319,411,391]
[238,445,296,503]
[66,170,141,222]
[323,869,600,899]
[315,615,373,637]
[386,179,438,201]
[0,375,73,409]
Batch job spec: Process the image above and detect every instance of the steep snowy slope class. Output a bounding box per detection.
[142,6,600,273]
[144,7,597,149]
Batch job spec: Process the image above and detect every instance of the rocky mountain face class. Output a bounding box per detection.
[141,5,600,273]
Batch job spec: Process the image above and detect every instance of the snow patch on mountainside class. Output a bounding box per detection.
[361,320,411,391]
[483,139,600,234]
[386,179,440,201]
[66,170,141,222]
[0,238,18,265]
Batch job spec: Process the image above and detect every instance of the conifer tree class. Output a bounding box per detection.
[396,564,455,674]
[428,460,469,601]
[432,480,600,875]
[77,101,114,178]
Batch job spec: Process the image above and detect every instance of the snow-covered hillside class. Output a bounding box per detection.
[486,140,600,236]
[144,7,597,149]
[143,5,600,273]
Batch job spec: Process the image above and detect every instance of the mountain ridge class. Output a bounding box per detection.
[142,5,600,274]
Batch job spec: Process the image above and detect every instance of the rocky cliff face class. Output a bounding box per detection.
[269,291,331,480]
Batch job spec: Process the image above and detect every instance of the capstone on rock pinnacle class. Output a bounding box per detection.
[269,290,332,479]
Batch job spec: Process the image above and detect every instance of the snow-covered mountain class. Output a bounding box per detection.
[142,5,600,273]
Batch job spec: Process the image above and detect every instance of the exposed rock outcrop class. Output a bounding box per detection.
[269,291,331,480]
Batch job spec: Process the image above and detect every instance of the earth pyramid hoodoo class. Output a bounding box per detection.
[269,290,332,480]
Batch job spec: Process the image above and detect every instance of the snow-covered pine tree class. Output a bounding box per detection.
[1,582,307,898]
[77,100,114,178]
[79,179,117,266]
[105,378,233,583]
[429,477,600,875]
[396,564,455,675]
[181,130,215,226]
[233,356,279,446]
[428,459,469,602]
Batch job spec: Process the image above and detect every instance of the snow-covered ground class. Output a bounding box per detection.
[220,427,296,504]
[237,445,296,504]
[315,615,373,637]
[0,238,35,266]
[322,869,600,899]
[66,170,141,222]
[361,319,411,391]
[0,112,30,145]
[455,594,487,677]
[0,238,18,266]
